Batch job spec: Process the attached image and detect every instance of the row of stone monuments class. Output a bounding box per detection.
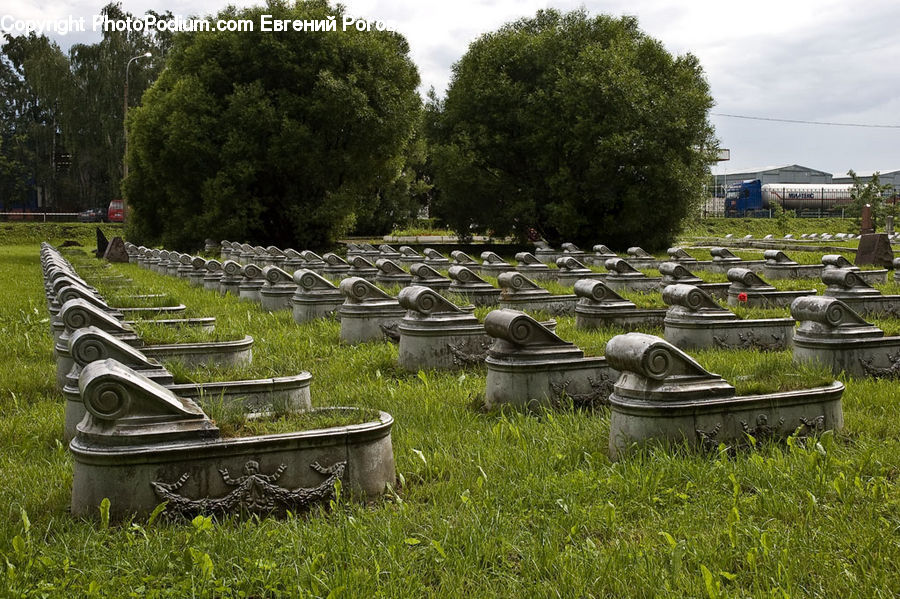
[23,211,900,530]
[130,240,900,365]
[42,243,395,522]
[130,241,867,452]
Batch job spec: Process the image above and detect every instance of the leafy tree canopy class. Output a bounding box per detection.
[429,9,716,249]
[125,0,421,250]
[0,3,168,212]
[846,169,895,230]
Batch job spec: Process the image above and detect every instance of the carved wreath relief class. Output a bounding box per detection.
[712,331,786,351]
[151,460,346,519]
[550,375,614,409]
[859,350,900,379]
[380,322,401,343]
[447,339,492,366]
[695,414,826,450]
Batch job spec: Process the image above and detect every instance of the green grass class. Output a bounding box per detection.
[679,217,858,239]
[0,222,124,246]
[204,402,382,439]
[3,237,900,597]
[387,226,457,237]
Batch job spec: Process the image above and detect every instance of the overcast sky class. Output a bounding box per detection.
[4,0,899,175]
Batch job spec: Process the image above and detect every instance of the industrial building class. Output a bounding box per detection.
[832,169,900,191]
[712,164,833,193]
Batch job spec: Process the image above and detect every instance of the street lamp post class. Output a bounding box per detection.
[123,52,151,210]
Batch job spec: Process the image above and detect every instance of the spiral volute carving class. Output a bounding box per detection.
[294,270,323,290]
[223,261,242,276]
[376,259,404,274]
[83,380,131,421]
[323,253,344,266]
[824,301,846,326]
[71,336,107,365]
[671,265,690,279]
[264,267,289,284]
[58,286,85,304]
[685,287,707,310]
[450,266,476,283]
[62,303,91,331]
[574,279,607,301]
[508,273,527,289]
[642,344,673,380]
[507,314,535,343]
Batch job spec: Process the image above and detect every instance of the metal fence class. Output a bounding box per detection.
[0,212,82,222]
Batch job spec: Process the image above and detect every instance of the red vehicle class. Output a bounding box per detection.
[108,200,125,222]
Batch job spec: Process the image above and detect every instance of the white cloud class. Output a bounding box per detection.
[4,0,899,174]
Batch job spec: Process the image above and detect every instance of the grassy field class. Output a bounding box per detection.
[2,226,900,597]
[679,217,860,240]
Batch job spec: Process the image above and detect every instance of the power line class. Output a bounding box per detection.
[711,112,900,129]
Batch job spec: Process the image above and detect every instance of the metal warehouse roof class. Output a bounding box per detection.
[716,164,833,176]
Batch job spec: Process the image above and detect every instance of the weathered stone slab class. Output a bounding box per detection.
[347,256,378,281]
[667,247,697,263]
[188,256,206,287]
[821,254,887,285]
[219,260,244,296]
[397,246,425,265]
[410,263,452,291]
[855,233,895,268]
[479,251,515,276]
[322,252,351,281]
[450,250,479,269]
[422,248,450,266]
[397,286,488,371]
[704,247,766,274]
[607,332,843,459]
[299,251,326,273]
[574,279,666,330]
[534,242,559,264]
[791,295,900,378]
[202,259,224,291]
[556,256,603,287]
[447,266,501,306]
[726,268,815,308]
[663,284,793,351]
[259,266,297,311]
[292,269,344,323]
[586,244,617,266]
[238,263,265,302]
[603,258,662,292]
[515,252,554,281]
[498,271,576,315]
[70,360,394,521]
[103,237,129,263]
[484,309,615,410]
[625,246,659,269]
[378,244,401,260]
[375,259,412,287]
[659,262,730,300]
[762,250,824,280]
[560,242,588,264]
[338,277,406,344]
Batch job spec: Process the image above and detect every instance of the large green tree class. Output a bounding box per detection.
[0,3,169,211]
[430,9,716,249]
[125,0,421,250]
